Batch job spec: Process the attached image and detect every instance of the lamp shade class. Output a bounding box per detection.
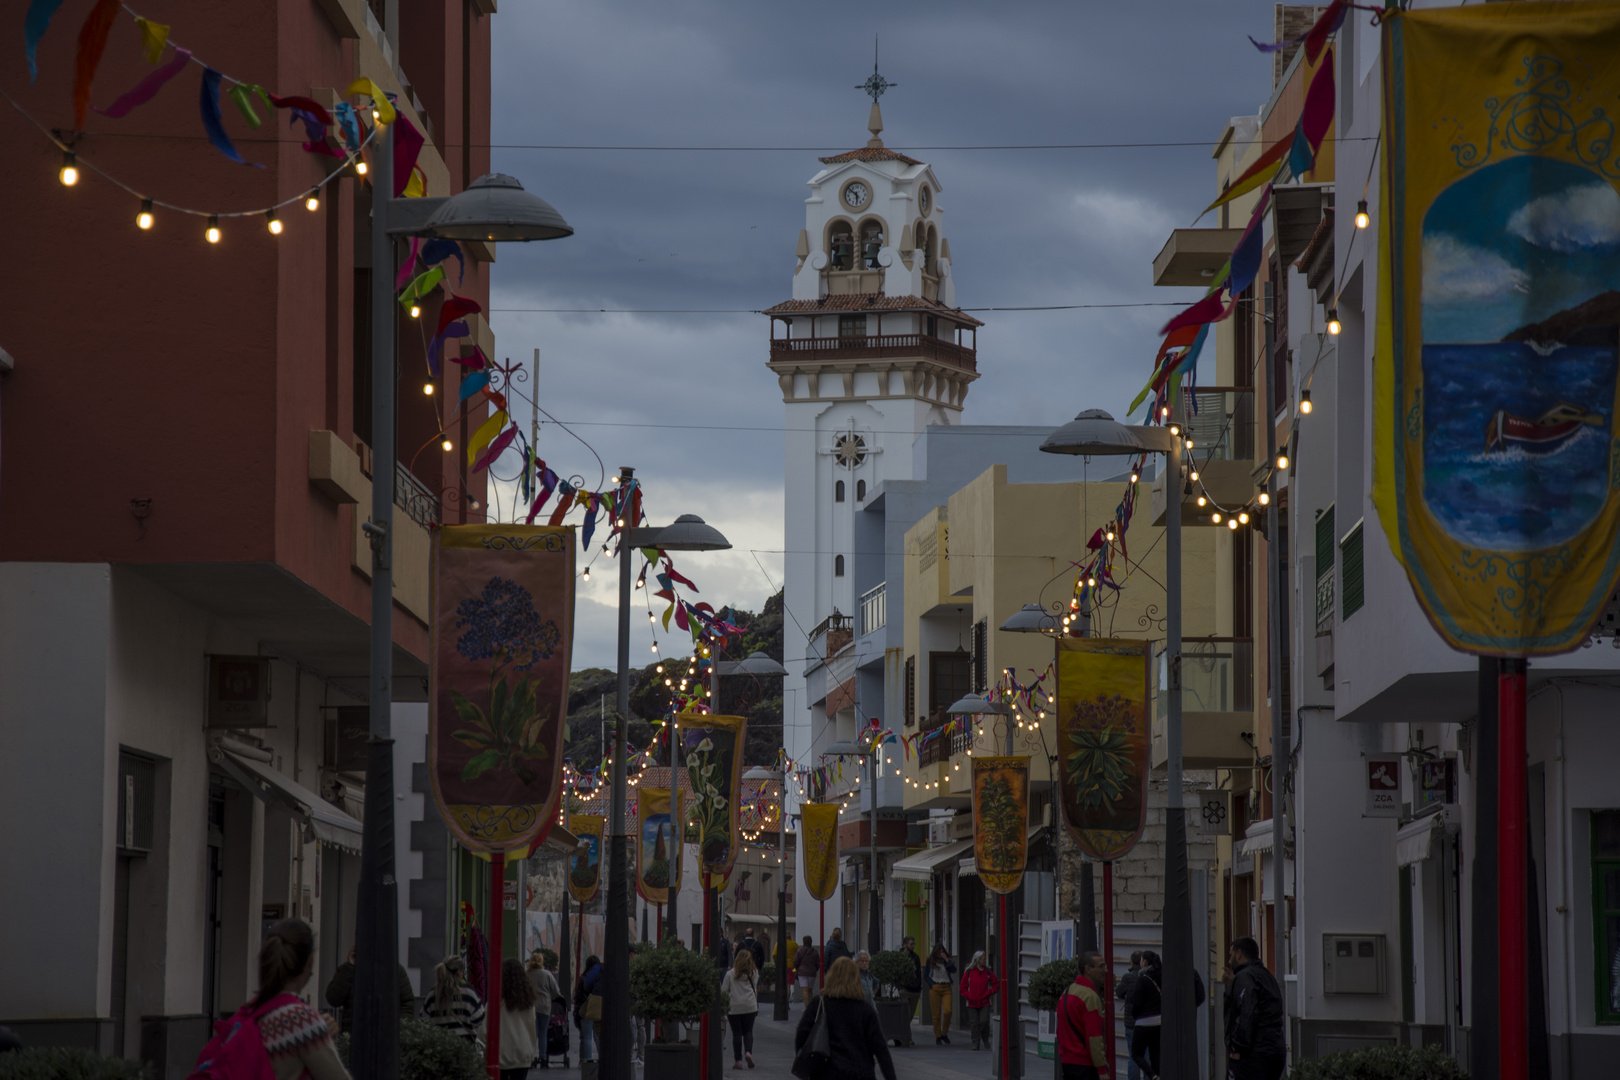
[823,740,862,757]
[730,651,787,677]
[742,767,784,781]
[423,173,574,242]
[651,514,732,552]
[1000,603,1060,634]
[1041,409,1177,457]
[948,693,1013,716]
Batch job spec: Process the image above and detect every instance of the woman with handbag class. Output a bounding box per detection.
[793,958,897,1080]
[573,955,603,1062]
[720,950,761,1068]
[921,944,957,1045]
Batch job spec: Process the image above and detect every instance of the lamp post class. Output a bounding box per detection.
[1040,409,1194,1079]
[604,504,731,1080]
[744,763,792,1020]
[947,692,1021,1079]
[824,736,882,956]
[352,130,571,1080]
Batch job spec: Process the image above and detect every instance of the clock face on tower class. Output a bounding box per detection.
[842,180,871,210]
[918,185,931,215]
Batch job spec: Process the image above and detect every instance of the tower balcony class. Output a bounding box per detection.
[768,333,977,373]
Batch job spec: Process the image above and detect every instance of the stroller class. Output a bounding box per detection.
[541,995,568,1068]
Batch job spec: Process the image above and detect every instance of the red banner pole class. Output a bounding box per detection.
[657,901,664,943]
[819,900,826,988]
[999,892,1011,1080]
[700,876,711,1078]
[1102,861,1116,1079]
[1499,661,1529,1080]
[486,852,505,1080]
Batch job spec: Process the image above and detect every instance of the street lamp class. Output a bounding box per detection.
[605,500,729,1080]
[824,735,885,956]
[743,764,792,1020]
[353,128,571,1080]
[1040,409,1197,1079]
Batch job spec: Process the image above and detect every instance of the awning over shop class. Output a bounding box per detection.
[1236,820,1273,860]
[1396,813,1445,868]
[891,838,973,882]
[211,746,365,854]
[724,913,795,926]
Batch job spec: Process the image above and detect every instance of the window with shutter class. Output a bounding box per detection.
[971,619,988,693]
[1316,505,1336,630]
[1342,523,1365,618]
[904,655,916,727]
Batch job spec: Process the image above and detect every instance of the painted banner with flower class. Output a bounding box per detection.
[971,755,1031,895]
[636,787,683,905]
[678,712,747,882]
[431,525,574,853]
[800,802,840,901]
[1055,637,1150,861]
[568,814,604,903]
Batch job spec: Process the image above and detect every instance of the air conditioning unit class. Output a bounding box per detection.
[929,818,953,845]
[1322,934,1387,994]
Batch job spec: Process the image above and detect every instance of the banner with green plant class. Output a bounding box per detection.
[971,755,1031,894]
[430,524,574,853]
[678,712,747,882]
[1056,638,1150,861]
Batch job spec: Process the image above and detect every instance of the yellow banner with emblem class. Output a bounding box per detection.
[800,802,840,902]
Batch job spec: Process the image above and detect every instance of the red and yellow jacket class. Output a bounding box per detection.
[1057,975,1109,1074]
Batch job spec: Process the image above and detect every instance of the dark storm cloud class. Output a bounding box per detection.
[485,1,1279,664]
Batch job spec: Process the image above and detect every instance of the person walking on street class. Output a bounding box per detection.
[721,950,761,1069]
[794,957,897,1080]
[1125,951,1163,1079]
[1115,952,1143,1080]
[855,951,878,1003]
[1056,950,1110,1080]
[497,958,539,1080]
[795,934,822,1004]
[922,943,957,1045]
[1224,937,1285,1080]
[573,954,603,1063]
[960,951,999,1051]
[425,956,486,1044]
[226,918,351,1080]
[526,952,562,1069]
[741,931,766,972]
[825,927,852,967]
[898,937,923,1028]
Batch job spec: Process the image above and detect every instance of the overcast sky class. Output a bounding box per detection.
[485,1,1282,669]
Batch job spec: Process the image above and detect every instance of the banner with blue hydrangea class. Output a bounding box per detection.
[431,524,575,852]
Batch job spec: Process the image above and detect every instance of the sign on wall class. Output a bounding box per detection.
[1365,756,1401,818]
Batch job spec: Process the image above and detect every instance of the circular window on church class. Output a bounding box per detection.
[834,433,867,468]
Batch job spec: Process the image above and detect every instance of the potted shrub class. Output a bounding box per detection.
[631,939,722,1080]
[1026,958,1078,1012]
[757,961,777,1004]
[335,1018,484,1080]
[869,949,919,1046]
[0,1048,150,1080]
[1286,1044,1467,1080]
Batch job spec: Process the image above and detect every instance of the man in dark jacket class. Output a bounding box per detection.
[1115,951,1143,1080]
[1224,937,1285,1080]
[325,945,418,1024]
[899,936,923,1031]
[824,927,852,966]
[741,931,766,971]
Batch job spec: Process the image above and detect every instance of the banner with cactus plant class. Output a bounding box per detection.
[971,755,1031,894]
[1055,637,1150,861]
[636,787,684,904]
[568,814,604,903]
[430,524,574,853]
[678,712,748,882]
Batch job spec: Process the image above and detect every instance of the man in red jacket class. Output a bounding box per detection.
[1057,951,1111,1080]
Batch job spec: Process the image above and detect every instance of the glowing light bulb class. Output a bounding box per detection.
[306,192,320,212]
[1355,200,1370,229]
[1277,454,1289,470]
[409,304,421,319]
[1227,518,1239,531]
[1259,491,1271,506]
[266,210,282,235]
[1129,472,1139,484]
[1212,512,1222,524]
[1238,512,1250,524]
[582,567,591,581]
[441,438,453,451]
[422,382,434,395]
[1190,470,1200,482]
[59,152,78,187]
[651,643,659,653]
[355,159,368,176]
[1326,309,1342,335]
[136,199,154,230]
[1106,530,1116,542]
[206,216,221,244]
[1185,439,1194,449]
[1169,424,1181,436]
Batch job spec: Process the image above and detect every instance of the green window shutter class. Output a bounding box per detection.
[1342,524,1365,618]
[1316,506,1336,579]
[1593,810,1620,1024]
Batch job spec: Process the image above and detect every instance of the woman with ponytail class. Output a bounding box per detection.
[425,955,486,1043]
[248,919,351,1080]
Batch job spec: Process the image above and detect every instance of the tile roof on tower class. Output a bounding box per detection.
[761,293,984,327]
[817,147,924,166]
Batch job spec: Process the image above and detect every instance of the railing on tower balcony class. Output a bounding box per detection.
[768,333,977,373]
[810,611,853,661]
[1152,637,1255,720]
[859,583,886,637]
[1178,387,1256,462]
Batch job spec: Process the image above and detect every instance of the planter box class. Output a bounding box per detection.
[874,999,915,1047]
[645,1041,700,1080]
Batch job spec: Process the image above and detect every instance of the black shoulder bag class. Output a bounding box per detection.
[791,996,831,1080]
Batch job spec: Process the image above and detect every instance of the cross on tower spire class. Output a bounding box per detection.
[856,38,895,148]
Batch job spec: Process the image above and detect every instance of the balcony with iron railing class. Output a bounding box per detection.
[1150,637,1256,769]
[768,333,977,373]
[809,610,853,664]
[859,583,886,638]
